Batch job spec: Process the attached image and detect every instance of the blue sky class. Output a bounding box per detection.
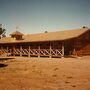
[0,0,90,36]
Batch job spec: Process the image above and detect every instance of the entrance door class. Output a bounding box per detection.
[64,41,73,56]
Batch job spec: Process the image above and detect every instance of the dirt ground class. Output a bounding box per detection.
[0,56,90,90]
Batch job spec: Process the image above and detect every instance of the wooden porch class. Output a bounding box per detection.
[0,42,64,58]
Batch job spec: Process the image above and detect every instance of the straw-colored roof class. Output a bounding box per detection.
[23,28,89,42]
[0,37,12,43]
[10,31,24,36]
[0,28,89,44]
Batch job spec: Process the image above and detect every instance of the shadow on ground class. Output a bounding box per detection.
[0,57,14,61]
[0,63,8,68]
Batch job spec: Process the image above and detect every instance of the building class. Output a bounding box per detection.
[0,27,90,58]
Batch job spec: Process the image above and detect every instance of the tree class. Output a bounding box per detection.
[82,26,88,28]
[0,24,6,38]
[44,31,48,33]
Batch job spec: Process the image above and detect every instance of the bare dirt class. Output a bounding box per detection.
[0,56,90,90]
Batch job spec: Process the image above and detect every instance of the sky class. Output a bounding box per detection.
[0,0,90,36]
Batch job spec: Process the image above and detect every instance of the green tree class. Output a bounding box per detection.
[0,24,6,38]
[44,31,48,33]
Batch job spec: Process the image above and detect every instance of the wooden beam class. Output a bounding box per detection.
[38,44,40,58]
[49,42,52,58]
[1,46,3,50]
[7,47,8,56]
[20,46,22,57]
[12,45,15,56]
[1,46,3,55]
[62,42,64,57]
[73,48,77,56]
[28,45,31,57]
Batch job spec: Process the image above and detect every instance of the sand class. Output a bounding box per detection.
[0,56,90,90]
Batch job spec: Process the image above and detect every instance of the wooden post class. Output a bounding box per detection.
[49,42,52,58]
[38,45,40,58]
[81,49,83,56]
[62,42,64,57]
[28,45,31,57]
[7,47,8,56]
[13,45,15,56]
[20,46,22,57]
[73,48,77,56]
[1,46,3,54]
[1,46,3,50]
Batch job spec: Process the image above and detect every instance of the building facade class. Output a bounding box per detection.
[0,27,90,58]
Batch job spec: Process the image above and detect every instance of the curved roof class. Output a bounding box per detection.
[10,31,24,36]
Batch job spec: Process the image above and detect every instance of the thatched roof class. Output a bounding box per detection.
[10,31,24,36]
[0,28,89,44]
[23,28,89,42]
[0,37,11,43]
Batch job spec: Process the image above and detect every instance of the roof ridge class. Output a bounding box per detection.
[25,28,88,36]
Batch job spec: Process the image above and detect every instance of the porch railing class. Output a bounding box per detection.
[0,48,63,57]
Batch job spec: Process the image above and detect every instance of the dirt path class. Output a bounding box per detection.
[0,57,90,90]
